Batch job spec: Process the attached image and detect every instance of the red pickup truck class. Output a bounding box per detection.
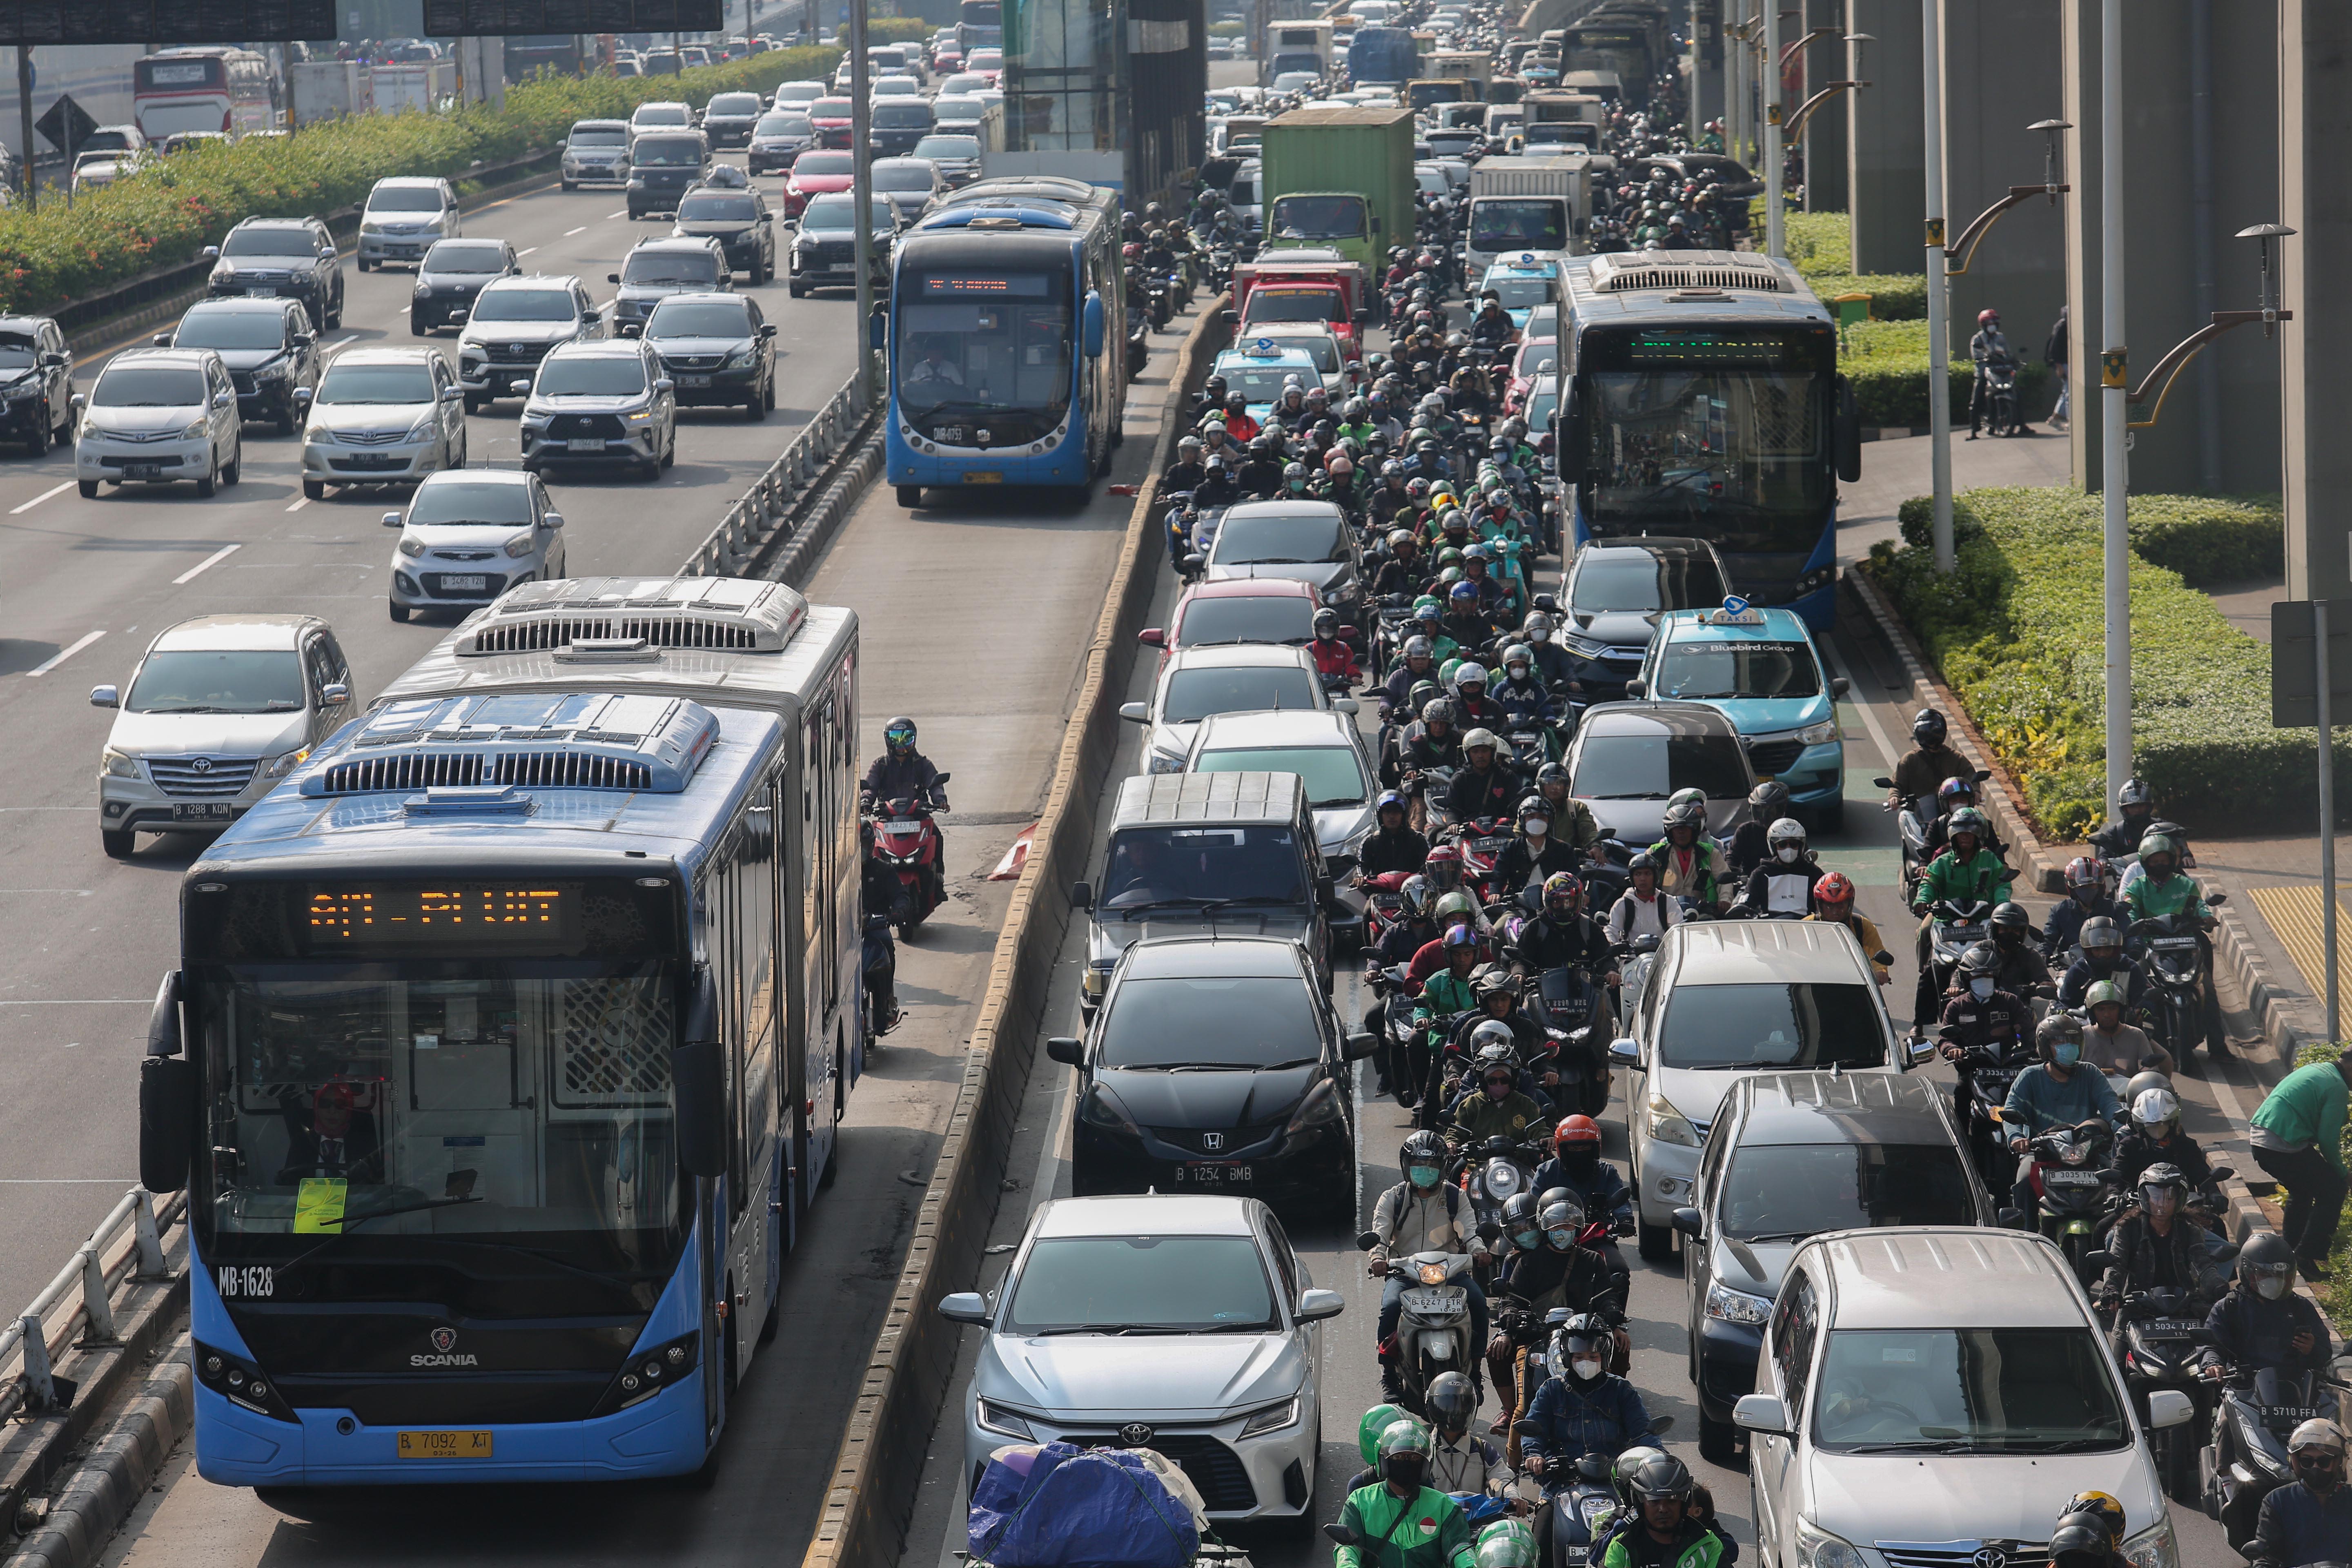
[1227,256,1371,361]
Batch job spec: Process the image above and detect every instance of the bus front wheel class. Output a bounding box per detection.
[895,484,921,508]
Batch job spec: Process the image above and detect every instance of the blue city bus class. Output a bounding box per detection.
[884,174,1125,506]
[1550,252,1862,631]
[139,576,862,1485]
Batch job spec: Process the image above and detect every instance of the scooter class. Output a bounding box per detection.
[865,774,951,940]
[2202,1364,2352,1552]
[2013,1120,2117,1283]
[2132,909,2227,1062]
[861,912,899,1052]
[1871,769,1993,892]
[1362,1236,1479,1417]
[1461,1136,1544,1230]
[1512,1415,1675,1568]
[1533,964,1609,1117]
[1980,359,2023,437]
[2094,1274,2233,1504]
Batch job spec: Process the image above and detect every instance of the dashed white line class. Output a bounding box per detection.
[172,543,241,584]
[519,246,539,257]
[285,496,310,513]
[564,225,587,237]
[605,208,628,220]
[9,480,74,515]
[25,629,104,677]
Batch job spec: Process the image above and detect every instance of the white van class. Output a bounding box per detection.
[1739,1227,2186,1568]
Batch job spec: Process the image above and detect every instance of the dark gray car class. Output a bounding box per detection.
[626,129,710,219]
[156,298,318,435]
[869,97,936,157]
[1558,536,1732,707]
[0,314,77,456]
[746,110,813,174]
[699,90,764,148]
[608,236,733,335]
[204,217,343,331]
[410,236,522,334]
[787,195,901,298]
[641,292,777,419]
[669,186,779,283]
[869,156,944,225]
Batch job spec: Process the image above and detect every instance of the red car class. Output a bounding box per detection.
[805,96,856,150]
[964,47,1003,83]
[1138,578,1323,673]
[783,149,855,217]
[1504,336,1557,414]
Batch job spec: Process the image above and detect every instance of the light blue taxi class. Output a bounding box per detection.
[1209,339,1325,422]
[1476,252,1561,329]
[1629,599,1850,829]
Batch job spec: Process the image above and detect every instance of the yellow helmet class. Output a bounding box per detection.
[2061,1492,2125,1546]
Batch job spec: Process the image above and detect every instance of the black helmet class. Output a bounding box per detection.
[1536,762,1570,790]
[1624,1452,1696,1506]
[1552,1312,1615,1383]
[1400,1127,1449,1181]
[1912,708,1947,745]
[2036,1012,2084,1056]
[1747,779,1790,817]
[1500,1190,1542,1244]
[2118,775,2155,811]
[1662,800,1706,831]
[2046,1519,2112,1568]
[1990,901,2032,944]
[1958,942,2001,979]
[1313,607,1341,635]
[1628,851,1659,874]
[884,716,918,755]
[2239,1229,2296,1296]
[1425,1370,1477,1432]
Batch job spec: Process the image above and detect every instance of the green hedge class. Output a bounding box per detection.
[837,17,934,43]
[0,46,841,317]
[1839,318,2045,428]
[1871,486,2319,841]
[1781,209,1849,277]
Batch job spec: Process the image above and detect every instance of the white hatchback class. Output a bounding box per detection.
[384,469,566,623]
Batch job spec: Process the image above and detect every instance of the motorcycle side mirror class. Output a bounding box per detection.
[2209,1165,2237,1183]
[1648,1415,1674,1436]
[2084,1250,2112,1273]
[1045,1036,1084,1067]
[2212,1243,2241,1265]
[1345,1031,1380,1060]
[2145,1388,2194,1430]
[1221,308,1238,325]
[1871,776,1895,789]
[1476,1220,1503,1244]
[1670,1206,1703,1238]
[1070,881,1094,909]
[2207,890,2228,905]
[1324,1525,1368,1549]
[1975,768,1991,781]
[1356,1229,1382,1251]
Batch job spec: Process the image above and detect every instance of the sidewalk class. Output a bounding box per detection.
[1836,423,2072,561]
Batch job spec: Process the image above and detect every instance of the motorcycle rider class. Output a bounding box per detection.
[2249,1045,2352,1281]
[1160,432,1206,499]
[1192,452,1243,511]
[1492,643,1560,733]
[2042,855,2119,962]
[1647,798,1729,912]
[2115,1085,2216,1191]
[2124,832,2225,1057]
[2084,980,2174,1077]
[1734,817,1821,917]
[1888,708,1976,809]
[2247,1417,2352,1568]
[1333,1419,1478,1568]
[861,716,950,904]
[1806,871,1890,985]
[2093,1163,2226,1321]
[1447,728,1525,822]
[1910,806,2010,1034]
[1216,390,1261,443]
[1236,433,1287,498]
[2002,1013,2122,1159]
[1601,1454,1724,1568]
[1369,1129,1492,1401]
[1967,307,2016,439]
[1449,1051,1549,1149]
[1724,781,1792,882]
[2198,1231,2332,1385]
[1443,579,1502,657]
[1487,1191,1625,1425]
[1529,1115,1635,1286]
[1310,607,1363,688]
[1391,697,1466,791]
[1494,798,1585,895]
[1528,763,1605,857]
[2057,916,2151,1013]
[1519,1312,1654,1490]
[1606,852,1681,944]
[1424,1372,1510,1496]
[2089,775,2161,862]
[1361,791,1432,880]
[1987,901,2055,997]
[1470,294,1517,352]
[1939,942,2035,1199]
[1449,661,1513,736]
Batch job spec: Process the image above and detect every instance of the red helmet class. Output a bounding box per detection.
[1977,308,2000,326]
[1813,871,1855,904]
[1554,1114,1604,1153]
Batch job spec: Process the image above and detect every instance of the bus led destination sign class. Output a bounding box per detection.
[305,884,576,945]
[1623,330,1799,368]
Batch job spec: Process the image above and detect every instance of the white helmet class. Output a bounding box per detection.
[1453,662,1490,691]
[1461,727,1502,752]
[2131,1087,2181,1131]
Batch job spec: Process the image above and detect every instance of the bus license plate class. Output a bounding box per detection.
[963,471,1002,483]
[566,439,605,452]
[170,803,236,823]
[1180,1163,1250,1184]
[441,574,488,591]
[398,1430,493,1459]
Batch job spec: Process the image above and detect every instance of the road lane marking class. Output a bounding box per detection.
[285,496,310,512]
[9,480,74,515]
[0,998,149,1003]
[25,629,104,677]
[565,225,587,236]
[606,208,628,220]
[519,246,539,256]
[172,543,241,584]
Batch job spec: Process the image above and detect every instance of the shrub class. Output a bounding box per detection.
[1780,210,1850,278]
[0,45,841,317]
[1838,318,2044,427]
[1871,486,2329,841]
[838,17,934,44]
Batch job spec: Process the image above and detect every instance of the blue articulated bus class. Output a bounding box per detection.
[884,174,1126,507]
[138,576,861,1485]
[1551,251,1862,630]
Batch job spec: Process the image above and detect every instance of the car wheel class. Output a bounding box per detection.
[1635,1212,1674,1263]
[561,178,577,192]
[357,256,373,273]
[661,427,676,468]
[764,372,776,411]
[788,281,806,299]
[1697,1408,1742,1468]
[463,393,483,414]
[196,450,217,498]
[325,285,342,329]
[100,828,135,859]
[388,601,410,623]
[449,430,466,470]
[410,311,429,336]
[222,441,241,485]
[26,405,47,456]
[276,401,296,438]
[78,479,98,499]
[302,478,325,500]
[746,388,764,421]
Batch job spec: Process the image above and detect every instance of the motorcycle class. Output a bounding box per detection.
[1512,1415,1675,1568]
[1871,769,1993,893]
[2131,909,2225,1062]
[1362,1236,1479,1417]
[861,912,899,1052]
[2202,1364,2352,1551]
[1979,358,2024,437]
[1917,893,2014,1025]
[1460,1135,1544,1230]
[2014,1120,2117,1282]
[1370,962,1427,1108]
[1944,1035,2031,1198]
[1533,964,1609,1117]
[865,775,951,940]
[1451,816,1514,902]
[2096,1277,2232,1503]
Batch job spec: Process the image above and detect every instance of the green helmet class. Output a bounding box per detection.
[1475,1524,1538,1568]
[2083,980,2128,1011]
[1413,595,1444,618]
[1439,657,1464,686]
[2138,832,2178,863]
[1435,546,1466,568]
[1478,1519,1538,1555]
[1666,786,1706,812]
[1358,1403,1417,1464]
[1376,1418,1432,1460]
[1433,890,1480,926]
[1610,1441,1666,1503]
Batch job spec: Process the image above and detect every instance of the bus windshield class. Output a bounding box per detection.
[1580,369,1829,539]
[894,268,1075,443]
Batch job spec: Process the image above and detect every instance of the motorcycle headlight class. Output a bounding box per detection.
[1237,1395,1301,1439]
[1794,719,1839,747]
[1284,1080,1344,1135]
[1417,1261,1449,1285]
[2120,1520,2179,1568]
[1793,1520,1869,1568]
[263,747,310,779]
[974,1398,1034,1440]
[1646,1086,1699,1148]
[502,533,538,559]
[1483,1157,1521,1198]
[180,419,210,440]
[1704,1280,1772,1325]
[101,748,141,780]
[397,536,426,559]
[1576,1494,1615,1531]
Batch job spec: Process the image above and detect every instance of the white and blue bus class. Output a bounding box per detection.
[140,576,861,1485]
[1551,251,1862,631]
[883,175,1126,506]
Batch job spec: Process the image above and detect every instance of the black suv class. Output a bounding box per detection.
[608,236,733,336]
[155,298,319,436]
[641,292,778,419]
[626,129,711,219]
[205,217,344,331]
[411,236,522,334]
[699,90,765,148]
[0,314,76,456]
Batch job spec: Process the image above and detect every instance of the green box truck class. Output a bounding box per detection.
[1257,106,1416,274]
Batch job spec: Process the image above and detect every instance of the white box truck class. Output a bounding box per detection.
[1463,152,1592,275]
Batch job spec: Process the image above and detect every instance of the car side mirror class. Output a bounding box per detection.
[1333,697,1359,713]
[1045,1036,1084,1067]
[1670,1206,1704,1238]
[1344,1031,1379,1060]
[294,332,314,347]
[212,390,233,409]
[89,684,119,708]
[1183,553,1206,570]
[760,322,777,337]
[151,331,172,347]
[202,245,221,260]
[1221,308,1238,325]
[1137,628,1165,648]
[1831,676,1850,697]
[541,511,565,530]
[1070,881,1094,910]
[440,385,462,402]
[1621,678,1645,698]
[320,683,350,706]
[609,272,622,284]
[69,393,85,411]
[1997,1206,2028,1230]
[1607,1036,1639,1068]
[1117,702,1148,723]
[1732,1393,1790,1437]
[2145,1388,2194,1430]
[319,245,337,260]
[937,1290,989,1324]
[1296,1287,1346,1321]
[655,377,676,394]
[382,510,405,529]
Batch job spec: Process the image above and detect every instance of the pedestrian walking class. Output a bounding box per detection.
[2250,1045,2352,1282]
[2045,303,2070,432]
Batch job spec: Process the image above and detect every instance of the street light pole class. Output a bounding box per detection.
[2100,0,2129,802]
[1920,0,1951,572]
[851,0,874,405]
[1762,0,1782,257]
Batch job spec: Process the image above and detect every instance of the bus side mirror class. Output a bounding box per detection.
[1555,385,1586,483]
[1082,290,1105,359]
[673,966,726,1178]
[1835,373,1862,483]
[140,1056,197,1193]
[869,306,887,352]
[147,969,183,1056]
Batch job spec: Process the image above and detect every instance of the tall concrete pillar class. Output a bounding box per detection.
[2281,0,2352,600]
[1937,0,2060,378]
[1800,0,1845,212]
[1845,0,1920,274]
[1688,0,1723,135]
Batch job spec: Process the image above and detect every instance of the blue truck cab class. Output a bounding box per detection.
[1632,599,1850,829]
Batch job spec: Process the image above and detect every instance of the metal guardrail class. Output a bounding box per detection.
[683,352,883,578]
[0,1189,185,1425]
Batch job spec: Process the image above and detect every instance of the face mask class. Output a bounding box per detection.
[1570,1357,1606,1381]
[1546,1228,1575,1248]
[2299,1460,2343,1493]
[1509,665,1530,681]
[1383,1458,1426,1490]
[1526,819,1548,837]
[1531,628,1551,642]
[1969,978,1994,1000]
[2258,1273,2290,1301]
[1408,1163,1442,1189]
[2053,1040,2081,1069]
[1776,846,1799,864]
[1515,1229,1543,1250]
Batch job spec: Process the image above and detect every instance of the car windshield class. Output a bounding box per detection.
[1571,553,1728,613]
[1471,197,1567,252]
[407,480,535,526]
[471,290,576,323]
[425,241,506,274]
[634,105,689,125]
[679,193,759,222]
[1244,289,1344,324]
[316,364,434,405]
[1416,168,1449,196]
[873,104,933,127]
[623,250,720,285]
[796,151,853,176]
[0,332,38,368]
[1160,664,1319,724]
[534,356,646,396]
[632,138,702,167]
[1213,511,1344,564]
[1656,982,1886,1069]
[1721,1141,1973,1241]
[1002,1236,1279,1333]
[756,114,809,136]
[1653,639,1821,700]
[707,93,760,114]
[173,311,288,350]
[1572,727,1748,800]
[1268,194,1367,240]
[646,301,751,339]
[1195,745,1365,808]
[1098,976,1323,1069]
[1270,336,1340,372]
[1100,825,1307,909]
[809,98,854,119]
[569,126,625,146]
[872,163,933,190]
[368,186,443,212]
[775,81,824,101]
[93,368,205,407]
[933,96,984,119]
[803,199,894,230]
[223,227,317,258]
[1220,361,1317,401]
[1484,272,1553,312]
[915,136,980,158]
[128,650,305,714]
[1176,596,1316,648]
[1811,1329,2130,1454]
[1515,339,1558,379]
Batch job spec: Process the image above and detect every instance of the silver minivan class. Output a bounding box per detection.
[358,176,460,270]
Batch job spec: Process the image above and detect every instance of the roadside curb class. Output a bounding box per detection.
[2,1345,191,1568]
[795,297,1229,1568]
[768,420,886,588]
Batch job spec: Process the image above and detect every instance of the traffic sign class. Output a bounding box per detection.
[34,93,95,156]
